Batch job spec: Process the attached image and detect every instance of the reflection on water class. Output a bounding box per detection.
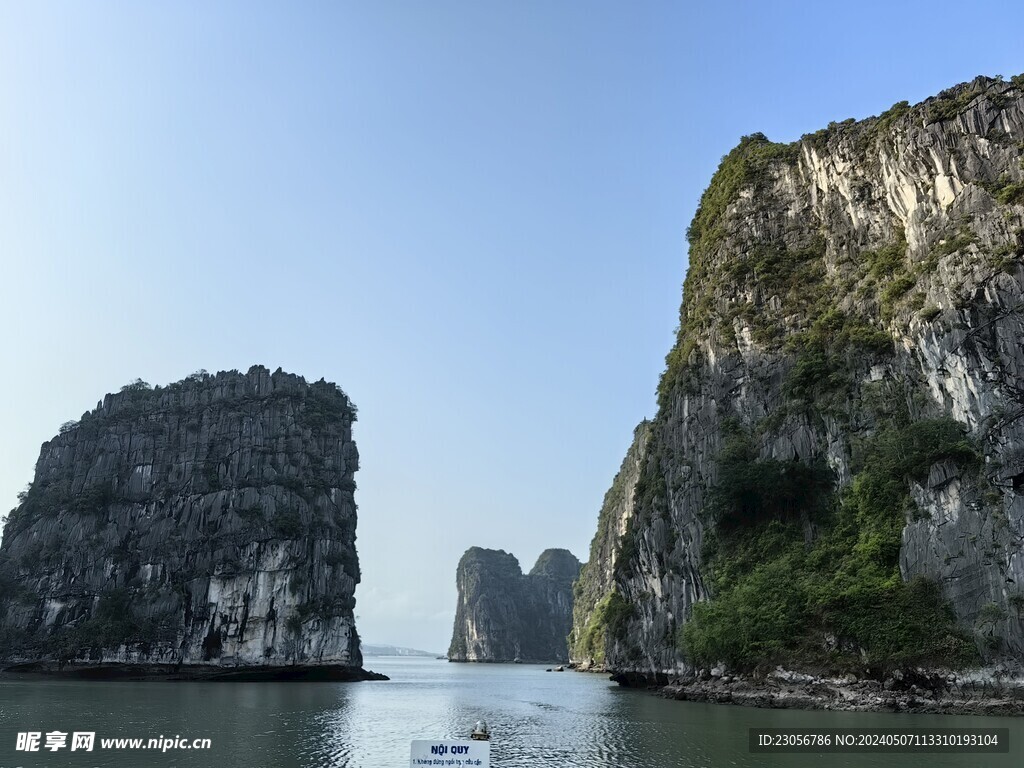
[1,658,1022,767]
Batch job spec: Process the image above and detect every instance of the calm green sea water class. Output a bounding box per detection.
[0,658,1020,767]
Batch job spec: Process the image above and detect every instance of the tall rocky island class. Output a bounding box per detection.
[572,76,1024,685]
[448,547,580,663]
[0,366,383,680]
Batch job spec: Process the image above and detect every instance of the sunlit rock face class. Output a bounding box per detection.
[0,365,370,677]
[448,547,581,663]
[573,76,1024,677]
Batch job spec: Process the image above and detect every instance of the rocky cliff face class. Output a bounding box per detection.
[0,366,373,678]
[573,75,1024,679]
[570,422,650,670]
[448,547,580,663]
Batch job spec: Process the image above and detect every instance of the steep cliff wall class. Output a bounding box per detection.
[448,547,580,663]
[574,75,1024,679]
[0,365,374,678]
[570,421,650,669]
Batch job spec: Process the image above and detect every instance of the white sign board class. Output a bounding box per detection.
[410,739,490,768]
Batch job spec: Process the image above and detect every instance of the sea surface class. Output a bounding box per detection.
[0,657,1021,767]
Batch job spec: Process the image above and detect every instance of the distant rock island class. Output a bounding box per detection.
[0,366,383,681]
[448,547,580,663]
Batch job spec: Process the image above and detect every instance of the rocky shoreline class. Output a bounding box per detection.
[1,661,389,682]
[608,667,1024,717]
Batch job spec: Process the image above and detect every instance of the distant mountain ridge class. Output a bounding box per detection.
[361,643,439,657]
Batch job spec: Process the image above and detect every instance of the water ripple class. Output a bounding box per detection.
[3,662,1024,767]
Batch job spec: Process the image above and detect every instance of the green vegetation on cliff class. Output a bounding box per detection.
[573,591,632,666]
[685,134,799,251]
[569,422,650,666]
[45,589,175,662]
[681,417,979,672]
[659,134,802,407]
[0,588,177,663]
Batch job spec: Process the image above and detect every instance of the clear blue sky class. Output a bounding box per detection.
[1,1,1021,654]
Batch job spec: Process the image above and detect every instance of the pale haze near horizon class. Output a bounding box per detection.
[1,2,1022,655]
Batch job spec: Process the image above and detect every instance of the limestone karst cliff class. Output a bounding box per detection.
[572,75,1024,679]
[448,547,580,663]
[0,366,379,679]
[571,422,651,670]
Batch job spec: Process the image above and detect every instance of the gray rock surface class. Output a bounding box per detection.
[448,547,581,663]
[0,365,372,677]
[574,76,1024,678]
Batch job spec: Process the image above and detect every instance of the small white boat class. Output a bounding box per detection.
[470,720,490,741]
